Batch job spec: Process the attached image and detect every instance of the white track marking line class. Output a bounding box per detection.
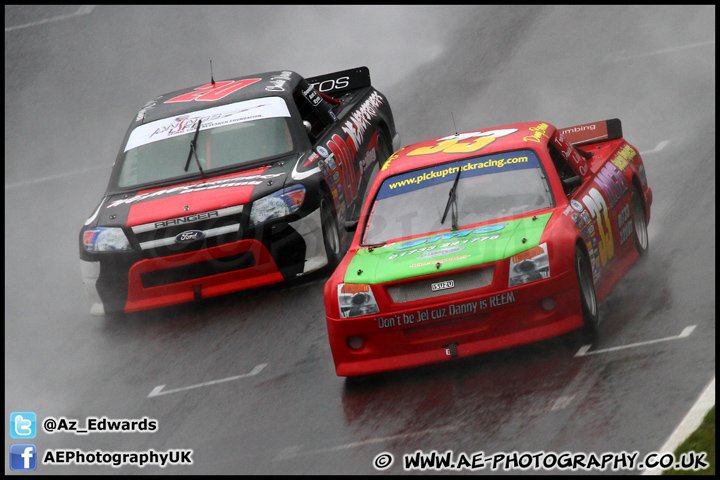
[639,140,670,156]
[550,394,576,411]
[575,326,695,357]
[606,40,715,62]
[148,363,267,398]
[642,376,715,475]
[5,5,96,32]
[275,423,462,461]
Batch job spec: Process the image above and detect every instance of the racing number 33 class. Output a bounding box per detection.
[407,129,518,156]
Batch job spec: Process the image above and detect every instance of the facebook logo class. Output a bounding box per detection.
[10,444,37,470]
[10,412,36,439]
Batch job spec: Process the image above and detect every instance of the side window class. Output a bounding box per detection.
[292,80,337,143]
[293,89,325,142]
[548,143,579,195]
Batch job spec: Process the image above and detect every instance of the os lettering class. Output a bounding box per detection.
[407,129,518,156]
[311,76,350,93]
[582,188,614,266]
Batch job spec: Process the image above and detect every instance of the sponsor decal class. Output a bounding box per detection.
[571,199,584,212]
[582,187,614,267]
[552,132,589,176]
[394,223,507,251]
[571,212,585,229]
[431,280,455,292]
[594,161,629,209]
[410,256,469,268]
[310,76,350,93]
[135,96,161,122]
[165,79,261,103]
[373,290,517,329]
[611,144,637,171]
[407,129,518,157]
[324,156,336,172]
[107,173,284,208]
[524,123,550,143]
[175,230,205,244]
[586,236,601,281]
[316,146,329,158]
[125,97,290,152]
[302,84,323,106]
[559,121,607,145]
[327,133,359,202]
[347,213,552,285]
[581,210,592,225]
[341,91,384,154]
[562,124,596,134]
[417,247,465,259]
[617,203,632,245]
[265,71,293,92]
[379,150,538,200]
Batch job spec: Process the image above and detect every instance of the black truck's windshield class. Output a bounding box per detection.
[116,97,295,188]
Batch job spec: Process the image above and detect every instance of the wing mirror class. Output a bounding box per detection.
[562,176,582,190]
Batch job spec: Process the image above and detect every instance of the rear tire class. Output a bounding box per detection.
[575,245,599,337]
[632,186,649,255]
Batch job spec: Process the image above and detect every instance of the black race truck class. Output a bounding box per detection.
[79,67,399,316]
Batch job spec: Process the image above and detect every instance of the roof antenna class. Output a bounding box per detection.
[451,112,458,136]
[210,60,215,86]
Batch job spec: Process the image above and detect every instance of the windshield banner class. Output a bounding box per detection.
[377,150,541,200]
[124,97,291,152]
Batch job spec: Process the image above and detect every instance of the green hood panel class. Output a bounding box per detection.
[345,213,552,284]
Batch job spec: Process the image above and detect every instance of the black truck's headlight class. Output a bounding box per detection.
[249,185,306,225]
[82,227,132,252]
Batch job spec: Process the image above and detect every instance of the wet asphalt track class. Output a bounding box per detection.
[5,5,715,474]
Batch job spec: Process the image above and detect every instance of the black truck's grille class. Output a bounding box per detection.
[131,206,244,257]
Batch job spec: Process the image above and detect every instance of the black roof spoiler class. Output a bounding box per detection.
[306,66,371,98]
[558,118,623,146]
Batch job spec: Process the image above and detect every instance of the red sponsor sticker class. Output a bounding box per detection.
[165,79,261,103]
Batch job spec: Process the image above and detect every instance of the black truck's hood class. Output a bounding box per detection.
[94,159,299,228]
